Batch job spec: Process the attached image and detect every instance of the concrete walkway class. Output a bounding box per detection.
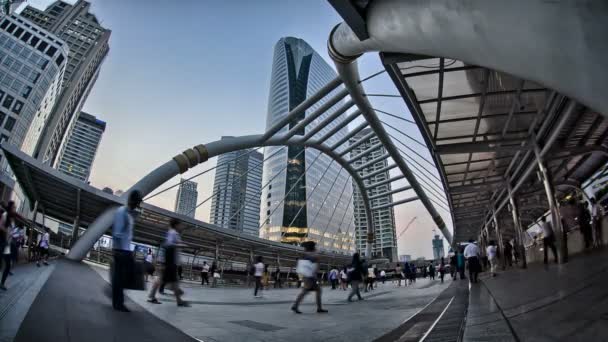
[463,248,608,341]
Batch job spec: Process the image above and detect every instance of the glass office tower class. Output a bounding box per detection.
[260,37,354,253]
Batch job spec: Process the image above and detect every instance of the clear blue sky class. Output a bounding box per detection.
[24,0,451,259]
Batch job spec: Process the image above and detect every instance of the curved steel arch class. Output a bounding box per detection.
[328,0,608,116]
[68,134,374,261]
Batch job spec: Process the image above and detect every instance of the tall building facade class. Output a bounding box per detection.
[350,128,398,261]
[19,0,111,166]
[175,179,197,218]
[56,111,105,181]
[260,37,354,254]
[0,14,68,200]
[210,137,263,236]
[432,234,445,260]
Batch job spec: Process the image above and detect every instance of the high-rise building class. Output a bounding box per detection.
[432,234,445,261]
[175,179,197,218]
[56,111,105,181]
[259,37,354,253]
[350,128,398,261]
[210,137,263,236]
[0,14,68,200]
[19,0,111,166]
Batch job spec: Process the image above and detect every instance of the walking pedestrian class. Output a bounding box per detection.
[291,241,327,313]
[329,267,339,289]
[144,248,155,282]
[366,266,375,291]
[201,261,210,286]
[380,269,386,284]
[464,239,481,283]
[147,218,189,307]
[487,240,498,277]
[347,252,364,302]
[429,262,436,280]
[340,266,348,290]
[395,263,403,286]
[438,258,446,283]
[111,190,142,312]
[9,224,24,266]
[210,261,219,288]
[457,249,466,280]
[0,202,16,290]
[503,240,513,267]
[253,256,264,298]
[36,227,51,267]
[449,253,458,280]
[541,216,558,264]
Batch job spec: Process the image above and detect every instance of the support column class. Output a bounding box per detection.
[507,182,527,269]
[70,189,81,248]
[27,201,38,261]
[533,141,567,263]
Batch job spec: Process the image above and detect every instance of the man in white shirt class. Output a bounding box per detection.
[253,256,265,298]
[486,240,498,277]
[541,216,558,264]
[201,261,210,286]
[464,239,481,283]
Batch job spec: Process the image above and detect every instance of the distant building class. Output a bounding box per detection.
[260,37,354,253]
[398,255,411,263]
[175,179,197,218]
[350,128,398,261]
[210,138,263,236]
[432,234,445,260]
[0,14,68,201]
[19,0,111,166]
[56,112,105,181]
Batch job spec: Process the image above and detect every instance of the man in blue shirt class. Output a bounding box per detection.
[111,190,142,312]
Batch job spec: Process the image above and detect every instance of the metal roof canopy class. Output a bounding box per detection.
[1,144,351,267]
[381,55,608,242]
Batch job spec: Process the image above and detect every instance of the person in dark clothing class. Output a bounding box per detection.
[291,241,327,313]
[503,241,513,267]
[457,249,466,280]
[428,262,436,280]
[438,258,446,283]
[210,261,218,288]
[449,254,458,280]
[541,216,558,264]
[347,252,364,302]
[579,202,593,249]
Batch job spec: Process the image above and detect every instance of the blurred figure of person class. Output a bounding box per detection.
[464,239,481,283]
[579,201,593,249]
[347,252,364,302]
[262,264,270,290]
[503,240,513,268]
[429,262,436,280]
[253,256,265,298]
[36,227,51,267]
[541,216,558,264]
[487,240,498,277]
[366,266,375,291]
[144,248,155,282]
[111,190,142,312]
[291,241,327,313]
[340,267,348,290]
[591,197,603,247]
[422,265,428,279]
[201,261,210,286]
[449,253,458,280]
[147,218,189,307]
[380,269,386,284]
[0,201,17,290]
[211,261,219,288]
[395,263,403,286]
[177,265,183,280]
[274,269,282,289]
[329,267,339,290]
[457,249,466,280]
[438,258,446,283]
[10,224,24,266]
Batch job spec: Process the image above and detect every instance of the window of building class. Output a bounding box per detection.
[2,95,14,109]
[21,86,31,99]
[12,101,23,115]
[45,46,57,58]
[0,20,9,30]
[29,36,40,47]
[4,117,15,132]
[37,41,48,52]
[13,27,24,38]
[20,31,32,43]
[0,112,5,126]
[55,54,64,66]
[0,134,8,143]
[6,23,16,34]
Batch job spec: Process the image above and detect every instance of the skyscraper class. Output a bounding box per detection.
[260,37,354,253]
[432,234,445,261]
[175,179,198,218]
[19,0,111,166]
[56,111,105,181]
[0,14,68,201]
[350,128,398,261]
[210,137,263,236]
